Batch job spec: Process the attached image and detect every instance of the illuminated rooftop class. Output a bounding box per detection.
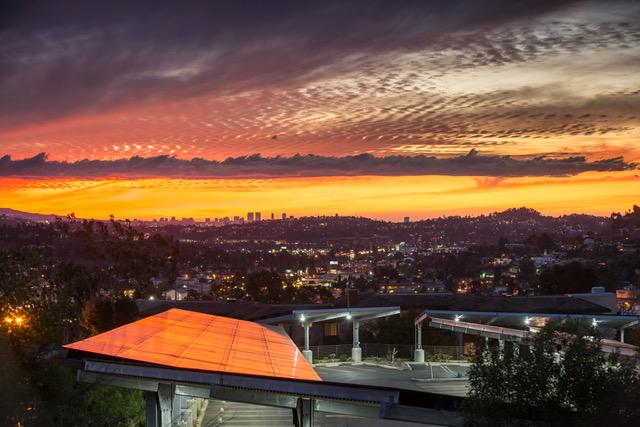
[64,308,321,381]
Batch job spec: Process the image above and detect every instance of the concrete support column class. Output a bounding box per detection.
[414,323,425,362]
[302,323,313,363]
[620,328,625,343]
[157,383,174,427]
[455,332,464,359]
[144,391,160,427]
[293,397,315,427]
[498,339,505,352]
[352,320,362,363]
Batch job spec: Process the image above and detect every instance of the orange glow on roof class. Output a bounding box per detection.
[64,308,321,381]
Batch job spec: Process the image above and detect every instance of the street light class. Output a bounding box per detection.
[3,313,28,328]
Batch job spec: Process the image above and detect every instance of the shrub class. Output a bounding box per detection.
[461,320,640,426]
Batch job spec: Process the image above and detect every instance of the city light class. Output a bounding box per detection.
[346,313,352,320]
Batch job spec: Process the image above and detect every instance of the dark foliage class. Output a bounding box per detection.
[462,320,640,426]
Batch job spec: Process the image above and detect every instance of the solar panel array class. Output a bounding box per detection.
[64,308,321,381]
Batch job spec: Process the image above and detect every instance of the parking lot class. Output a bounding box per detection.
[315,363,470,397]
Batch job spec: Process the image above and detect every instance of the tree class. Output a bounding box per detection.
[526,233,556,252]
[538,261,595,295]
[32,364,144,427]
[360,310,452,345]
[81,297,139,335]
[518,257,536,283]
[0,333,34,426]
[461,320,640,426]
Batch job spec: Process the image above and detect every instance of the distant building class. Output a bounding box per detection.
[404,217,410,224]
[205,218,210,223]
[162,288,189,301]
[255,212,262,221]
[247,212,254,222]
[271,213,275,220]
[282,213,287,220]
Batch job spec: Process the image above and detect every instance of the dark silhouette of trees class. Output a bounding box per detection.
[462,320,640,426]
[518,257,536,284]
[538,261,596,294]
[526,232,556,252]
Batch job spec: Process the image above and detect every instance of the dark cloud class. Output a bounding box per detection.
[0,0,581,129]
[0,151,634,178]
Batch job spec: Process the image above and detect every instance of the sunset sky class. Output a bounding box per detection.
[1,0,639,220]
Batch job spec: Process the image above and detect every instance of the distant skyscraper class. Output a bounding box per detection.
[404,216,410,224]
[247,212,254,222]
[282,213,286,220]
[255,212,261,221]
[270,213,275,220]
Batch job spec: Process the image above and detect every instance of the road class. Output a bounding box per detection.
[316,363,470,397]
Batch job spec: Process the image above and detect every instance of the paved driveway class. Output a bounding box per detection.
[316,363,469,397]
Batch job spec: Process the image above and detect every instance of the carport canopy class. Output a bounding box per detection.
[261,306,401,363]
[416,309,640,330]
[261,306,401,325]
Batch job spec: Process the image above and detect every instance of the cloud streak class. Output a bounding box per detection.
[1,151,635,179]
[0,0,580,130]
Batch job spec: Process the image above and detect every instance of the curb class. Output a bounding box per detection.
[411,377,469,383]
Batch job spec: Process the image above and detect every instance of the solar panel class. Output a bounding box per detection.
[64,308,321,381]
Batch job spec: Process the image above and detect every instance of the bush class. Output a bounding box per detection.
[428,353,452,362]
[461,320,640,426]
[339,354,349,362]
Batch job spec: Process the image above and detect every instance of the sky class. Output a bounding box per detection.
[1,0,639,220]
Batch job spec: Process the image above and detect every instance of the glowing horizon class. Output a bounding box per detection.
[2,170,638,222]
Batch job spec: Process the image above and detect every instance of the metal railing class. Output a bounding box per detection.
[302,343,465,361]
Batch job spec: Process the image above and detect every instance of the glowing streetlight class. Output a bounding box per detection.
[3,313,28,328]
